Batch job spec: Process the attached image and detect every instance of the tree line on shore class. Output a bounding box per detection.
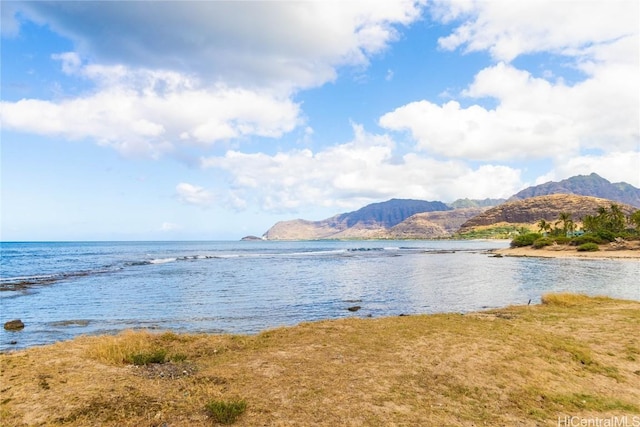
[511,204,640,251]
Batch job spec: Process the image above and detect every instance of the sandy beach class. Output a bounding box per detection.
[495,242,640,259]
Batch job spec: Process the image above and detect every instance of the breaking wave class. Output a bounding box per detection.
[0,245,429,292]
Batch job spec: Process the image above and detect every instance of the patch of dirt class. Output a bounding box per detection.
[2,295,639,426]
[129,361,197,379]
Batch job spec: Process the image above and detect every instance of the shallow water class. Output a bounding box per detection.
[1,240,638,350]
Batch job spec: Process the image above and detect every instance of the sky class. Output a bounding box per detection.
[1,0,639,241]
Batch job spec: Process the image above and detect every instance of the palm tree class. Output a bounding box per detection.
[630,210,640,231]
[557,212,573,236]
[566,219,575,234]
[583,214,598,233]
[608,204,625,232]
[537,219,551,234]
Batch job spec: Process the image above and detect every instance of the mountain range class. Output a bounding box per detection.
[259,173,640,240]
[509,173,640,207]
[458,194,637,233]
[263,199,451,240]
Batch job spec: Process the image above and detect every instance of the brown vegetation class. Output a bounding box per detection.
[459,194,637,233]
[387,208,486,238]
[262,207,485,240]
[1,294,639,426]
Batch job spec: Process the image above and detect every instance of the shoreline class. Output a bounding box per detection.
[1,294,639,425]
[494,244,640,259]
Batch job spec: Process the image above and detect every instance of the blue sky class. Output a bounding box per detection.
[1,1,638,241]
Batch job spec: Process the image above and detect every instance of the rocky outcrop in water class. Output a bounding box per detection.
[241,235,264,241]
[4,319,25,331]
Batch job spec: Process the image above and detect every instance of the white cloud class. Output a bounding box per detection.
[433,0,638,63]
[385,69,394,81]
[176,183,214,207]
[536,152,640,188]
[0,64,300,157]
[51,51,82,74]
[0,2,21,37]
[375,1,640,202]
[377,0,639,196]
[201,124,524,211]
[2,1,425,158]
[3,0,636,218]
[380,57,638,161]
[13,1,425,90]
[160,222,182,232]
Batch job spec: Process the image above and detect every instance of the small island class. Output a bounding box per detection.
[240,235,264,241]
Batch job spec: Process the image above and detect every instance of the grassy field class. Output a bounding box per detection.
[1,293,639,426]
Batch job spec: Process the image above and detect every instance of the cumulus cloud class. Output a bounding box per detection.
[12,1,425,90]
[536,152,640,187]
[381,1,639,183]
[432,0,638,63]
[1,1,425,159]
[380,58,638,161]
[201,124,523,211]
[0,63,300,157]
[3,0,637,216]
[176,183,214,207]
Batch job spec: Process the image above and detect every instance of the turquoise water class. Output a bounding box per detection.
[1,240,638,350]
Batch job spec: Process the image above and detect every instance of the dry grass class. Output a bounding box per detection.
[86,330,193,365]
[1,294,639,426]
[541,292,614,307]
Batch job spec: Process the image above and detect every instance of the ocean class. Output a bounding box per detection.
[1,240,639,351]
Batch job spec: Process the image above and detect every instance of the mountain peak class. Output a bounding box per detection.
[510,174,640,207]
[459,194,637,232]
[336,199,451,229]
[261,173,639,240]
[263,198,452,240]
